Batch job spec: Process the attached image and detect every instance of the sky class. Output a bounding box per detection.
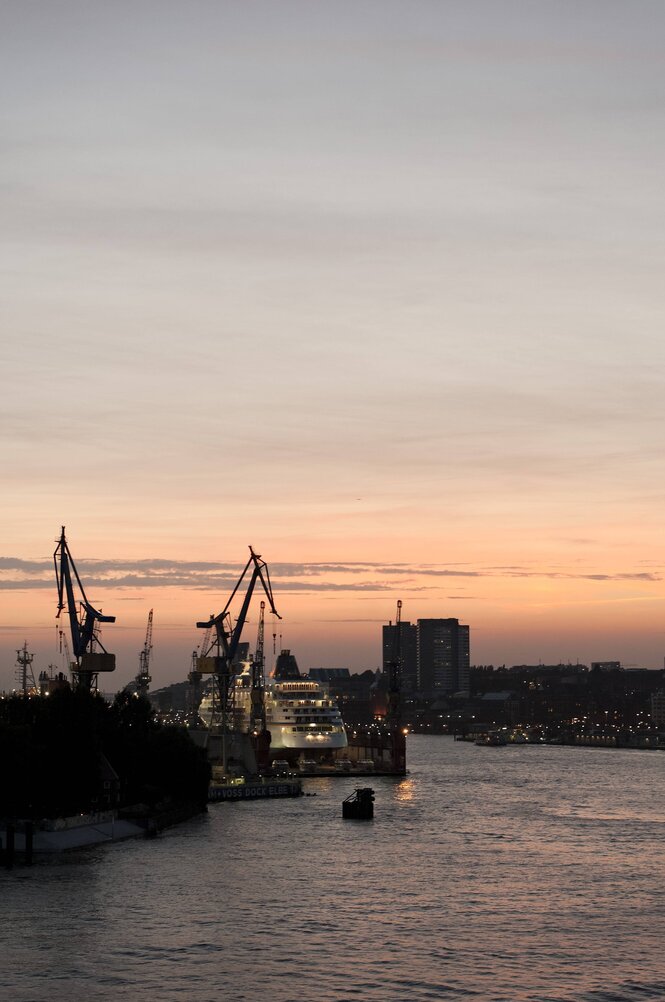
[2,1,664,689]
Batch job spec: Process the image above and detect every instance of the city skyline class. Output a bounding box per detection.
[1,537,662,691]
[2,2,664,687]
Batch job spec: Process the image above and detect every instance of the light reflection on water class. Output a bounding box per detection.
[3,737,665,1001]
[395,777,415,802]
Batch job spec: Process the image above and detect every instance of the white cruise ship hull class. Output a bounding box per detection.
[269,726,348,753]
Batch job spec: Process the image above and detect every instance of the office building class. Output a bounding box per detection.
[417,618,470,695]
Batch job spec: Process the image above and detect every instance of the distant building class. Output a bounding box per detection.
[591,661,622,672]
[416,618,470,695]
[150,680,190,713]
[651,689,665,727]
[382,620,417,691]
[509,664,587,675]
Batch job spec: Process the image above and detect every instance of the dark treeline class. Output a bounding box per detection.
[0,689,210,819]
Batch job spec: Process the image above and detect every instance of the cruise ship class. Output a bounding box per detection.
[198,649,348,760]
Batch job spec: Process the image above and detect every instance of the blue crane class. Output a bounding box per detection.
[196,546,280,673]
[196,547,280,770]
[53,526,116,691]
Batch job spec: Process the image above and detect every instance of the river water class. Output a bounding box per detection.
[3,736,665,1001]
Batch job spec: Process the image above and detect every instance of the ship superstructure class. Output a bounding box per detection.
[199,651,347,760]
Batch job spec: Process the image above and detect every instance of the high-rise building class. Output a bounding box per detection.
[382,620,417,691]
[416,618,470,694]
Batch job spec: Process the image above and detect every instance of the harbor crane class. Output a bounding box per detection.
[54,526,116,692]
[197,546,280,689]
[134,609,153,697]
[196,546,280,768]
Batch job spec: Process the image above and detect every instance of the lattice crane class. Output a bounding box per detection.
[134,609,153,697]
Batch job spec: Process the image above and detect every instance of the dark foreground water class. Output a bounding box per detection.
[3,736,665,1001]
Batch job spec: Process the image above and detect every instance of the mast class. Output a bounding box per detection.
[15,642,36,694]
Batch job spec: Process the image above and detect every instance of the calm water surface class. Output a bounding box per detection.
[3,736,665,1001]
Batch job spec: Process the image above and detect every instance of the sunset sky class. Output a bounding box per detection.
[2,1,664,689]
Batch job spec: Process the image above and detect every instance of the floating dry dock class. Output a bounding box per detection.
[209,778,303,802]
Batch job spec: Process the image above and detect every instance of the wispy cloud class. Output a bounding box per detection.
[0,558,53,572]
[0,557,659,593]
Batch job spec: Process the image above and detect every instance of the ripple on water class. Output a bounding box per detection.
[3,738,665,1001]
